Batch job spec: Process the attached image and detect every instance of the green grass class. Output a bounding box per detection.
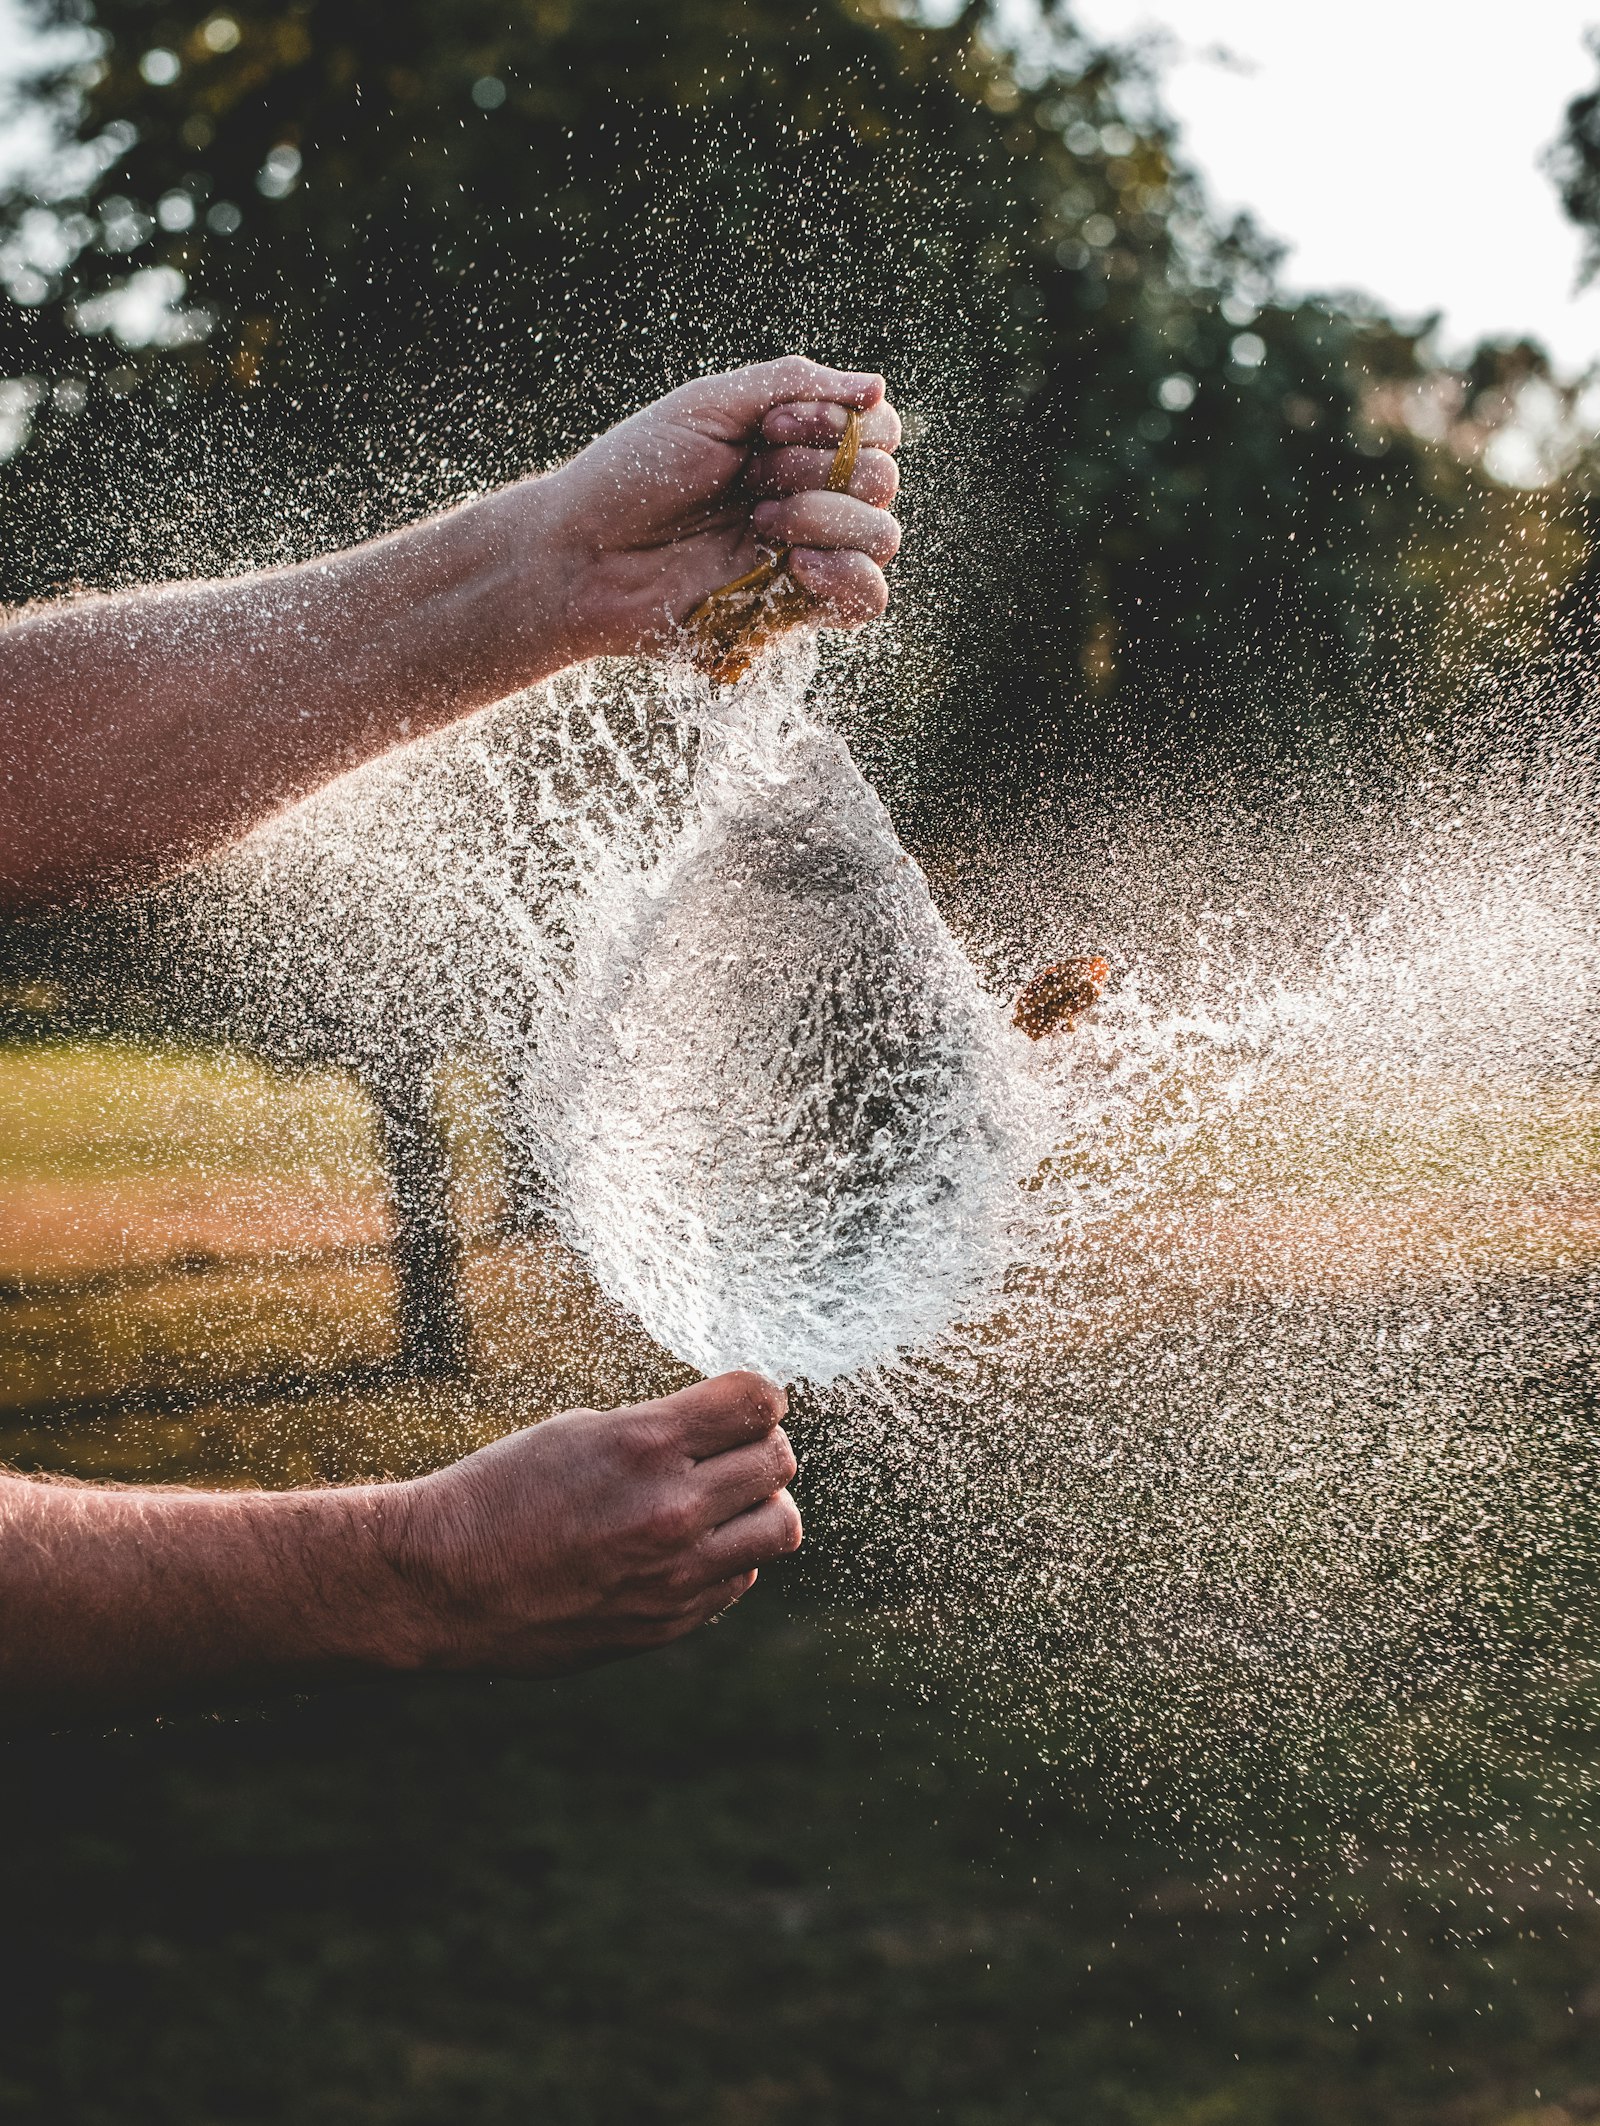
[5,1594,1600,2126]
[0,1037,380,1185]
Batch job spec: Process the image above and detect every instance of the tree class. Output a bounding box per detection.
[0,0,1580,765]
[1552,40,1600,284]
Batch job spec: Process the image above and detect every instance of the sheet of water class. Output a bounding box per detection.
[514,651,1050,1381]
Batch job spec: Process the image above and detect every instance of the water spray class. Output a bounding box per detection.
[161,394,1598,1889]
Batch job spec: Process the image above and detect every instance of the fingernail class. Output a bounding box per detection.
[752,500,781,531]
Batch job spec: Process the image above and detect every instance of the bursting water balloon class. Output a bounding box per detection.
[171,590,1599,1885]
[533,705,1037,1383]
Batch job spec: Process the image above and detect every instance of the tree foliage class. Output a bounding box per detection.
[0,0,1581,762]
[1552,43,1600,286]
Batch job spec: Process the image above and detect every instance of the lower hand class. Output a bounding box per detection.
[377,1371,801,1676]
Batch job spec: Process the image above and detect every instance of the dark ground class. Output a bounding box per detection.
[4,1577,1600,2126]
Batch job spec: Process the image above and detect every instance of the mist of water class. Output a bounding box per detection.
[167,621,1599,1885]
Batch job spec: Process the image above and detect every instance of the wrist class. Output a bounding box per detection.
[313,1479,443,1676]
[436,466,599,684]
[303,470,593,731]
[344,1471,492,1677]
[496,462,609,665]
[215,1482,437,1680]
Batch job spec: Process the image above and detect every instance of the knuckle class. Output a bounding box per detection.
[853,452,899,504]
[644,1490,700,1549]
[617,1413,671,1468]
[843,560,887,607]
[770,352,815,390]
[776,1496,805,1553]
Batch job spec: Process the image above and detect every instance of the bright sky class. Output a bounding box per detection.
[1073,0,1600,373]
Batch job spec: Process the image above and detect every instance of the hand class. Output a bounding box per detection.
[536,354,903,662]
[377,1371,802,1676]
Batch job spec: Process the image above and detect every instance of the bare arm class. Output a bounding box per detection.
[0,1470,410,1719]
[0,1372,800,1727]
[0,500,572,909]
[0,356,900,910]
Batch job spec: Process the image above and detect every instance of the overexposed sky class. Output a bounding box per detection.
[1074,0,1600,371]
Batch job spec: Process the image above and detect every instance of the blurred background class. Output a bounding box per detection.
[3,3,1600,2121]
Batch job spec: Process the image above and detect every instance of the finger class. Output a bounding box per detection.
[691,1570,760,1622]
[642,1369,787,1461]
[639,1571,757,1649]
[694,1429,799,1525]
[753,490,901,565]
[700,1491,805,1578]
[787,548,889,626]
[674,356,885,442]
[761,399,902,453]
[744,445,899,508]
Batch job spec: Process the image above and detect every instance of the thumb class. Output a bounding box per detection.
[672,356,885,443]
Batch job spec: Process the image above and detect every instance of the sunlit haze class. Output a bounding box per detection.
[1074,0,1600,372]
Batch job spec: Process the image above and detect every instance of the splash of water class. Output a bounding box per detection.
[512,642,1050,1381]
[806,733,1600,1878]
[172,640,1599,1888]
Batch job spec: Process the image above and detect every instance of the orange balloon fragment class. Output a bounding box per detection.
[684,408,863,686]
[1011,954,1111,1039]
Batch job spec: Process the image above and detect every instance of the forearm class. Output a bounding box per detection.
[0,475,578,910]
[0,1472,423,1724]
